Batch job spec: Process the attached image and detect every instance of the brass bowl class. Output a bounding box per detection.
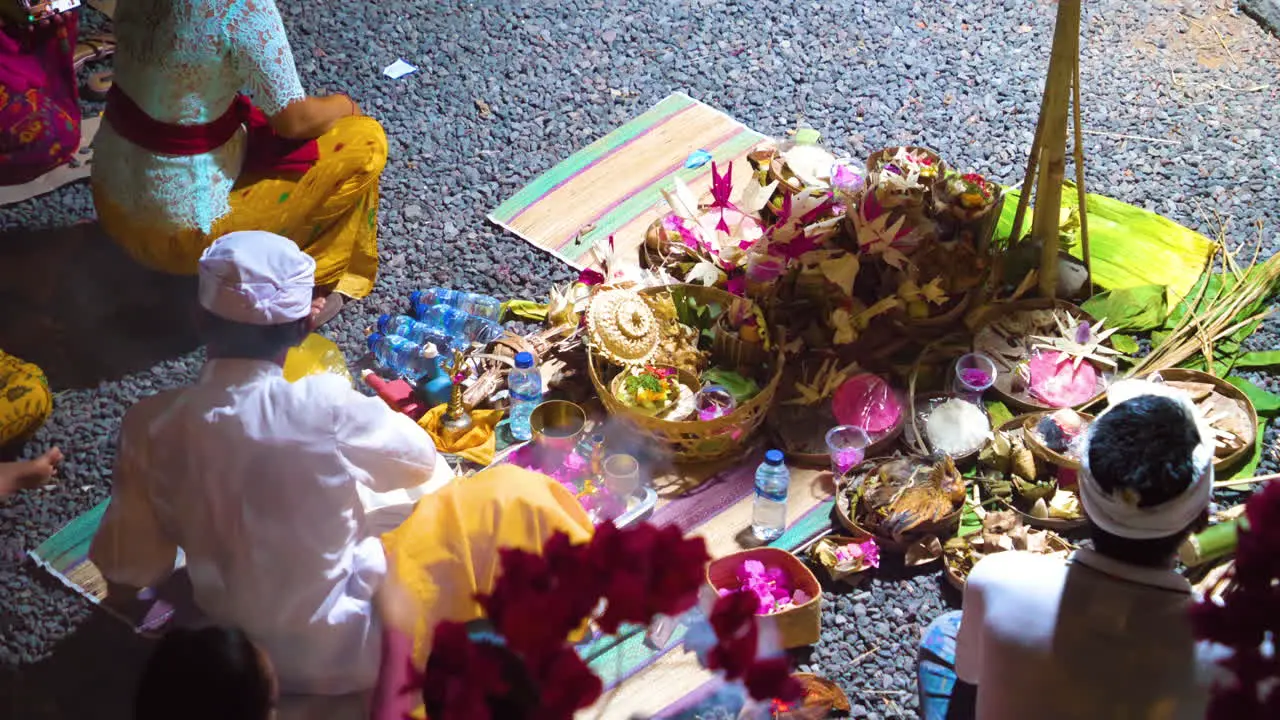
[530,400,587,453]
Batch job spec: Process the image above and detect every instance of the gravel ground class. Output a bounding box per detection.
[2,0,1280,718]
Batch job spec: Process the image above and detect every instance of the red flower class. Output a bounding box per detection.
[578,267,605,286]
[421,622,512,720]
[481,534,603,664]
[744,657,803,703]
[527,645,604,720]
[726,271,746,297]
[705,590,759,680]
[589,522,710,633]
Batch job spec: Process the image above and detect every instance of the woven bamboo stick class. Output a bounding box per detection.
[1031,0,1081,299]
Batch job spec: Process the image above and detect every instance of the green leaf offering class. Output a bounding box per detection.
[984,400,1014,428]
[700,368,761,403]
[1080,284,1168,331]
[1110,334,1140,355]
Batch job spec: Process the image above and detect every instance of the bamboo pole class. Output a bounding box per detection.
[1031,0,1081,300]
[1071,59,1093,297]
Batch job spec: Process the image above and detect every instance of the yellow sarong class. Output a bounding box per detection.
[93,116,386,300]
[381,465,595,667]
[0,350,52,447]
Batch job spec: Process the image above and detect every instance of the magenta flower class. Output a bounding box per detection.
[710,162,738,234]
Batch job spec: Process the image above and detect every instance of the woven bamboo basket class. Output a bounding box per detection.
[835,456,963,554]
[1021,411,1095,471]
[1134,368,1258,472]
[587,284,784,463]
[707,547,822,649]
[990,415,1089,532]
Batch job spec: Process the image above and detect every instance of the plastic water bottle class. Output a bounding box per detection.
[377,314,451,353]
[367,333,434,380]
[410,288,504,321]
[412,303,504,348]
[507,351,543,442]
[751,449,791,542]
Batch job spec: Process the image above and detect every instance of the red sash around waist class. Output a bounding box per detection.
[104,85,319,175]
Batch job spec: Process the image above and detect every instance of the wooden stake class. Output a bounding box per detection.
[1072,59,1092,297]
[1032,0,1081,300]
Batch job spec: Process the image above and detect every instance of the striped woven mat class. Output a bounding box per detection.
[488,92,768,270]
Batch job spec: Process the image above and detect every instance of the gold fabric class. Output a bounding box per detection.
[380,465,594,666]
[0,349,52,446]
[93,116,386,299]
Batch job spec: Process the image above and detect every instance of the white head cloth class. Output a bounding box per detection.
[197,231,316,326]
[1078,378,1214,540]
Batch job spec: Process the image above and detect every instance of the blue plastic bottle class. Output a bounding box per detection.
[367,332,434,380]
[410,287,504,321]
[377,314,451,353]
[751,449,791,542]
[412,303,504,348]
[507,351,543,442]
[415,343,454,408]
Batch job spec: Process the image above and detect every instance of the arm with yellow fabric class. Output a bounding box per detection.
[89,417,179,592]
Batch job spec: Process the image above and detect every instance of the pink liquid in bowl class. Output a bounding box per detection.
[959,368,993,389]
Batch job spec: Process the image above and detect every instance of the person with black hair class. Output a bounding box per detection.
[92,231,449,698]
[135,626,277,720]
[917,380,1226,720]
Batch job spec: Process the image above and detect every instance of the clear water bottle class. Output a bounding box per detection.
[412,303,504,348]
[751,449,790,542]
[410,287,504,321]
[367,332,434,380]
[376,314,451,353]
[507,351,543,442]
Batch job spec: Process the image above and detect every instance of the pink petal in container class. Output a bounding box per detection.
[833,373,904,434]
[1027,351,1100,408]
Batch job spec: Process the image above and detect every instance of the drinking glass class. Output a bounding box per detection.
[952,352,997,401]
[825,425,871,479]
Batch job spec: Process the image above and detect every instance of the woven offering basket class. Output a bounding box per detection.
[834,456,963,555]
[1021,411,1095,471]
[707,547,822,649]
[990,416,1089,532]
[944,531,1073,593]
[865,145,948,181]
[971,299,1113,412]
[587,284,784,464]
[1134,368,1259,472]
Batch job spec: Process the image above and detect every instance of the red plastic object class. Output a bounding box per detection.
[832,373,903,433]
[362,371,428,420]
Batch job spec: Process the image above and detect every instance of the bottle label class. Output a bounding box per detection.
[755,485,787,503]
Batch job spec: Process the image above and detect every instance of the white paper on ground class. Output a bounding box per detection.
[382,59,418,79]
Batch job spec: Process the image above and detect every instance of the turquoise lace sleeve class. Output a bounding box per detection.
[225,0,306,115]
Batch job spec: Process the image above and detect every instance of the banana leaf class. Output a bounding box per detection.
[984,400,1013,428]
[1234,351,1280,369]
[1225,376,1280,417]
[1080,285,1168,331]
[995,185,1214,304]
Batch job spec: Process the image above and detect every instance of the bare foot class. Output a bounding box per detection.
[0,447,63,499]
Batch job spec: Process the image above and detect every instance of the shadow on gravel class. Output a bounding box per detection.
[0,223,200,390]
[0,608,152,720]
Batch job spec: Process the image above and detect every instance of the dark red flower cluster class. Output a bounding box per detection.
[705,590,803,703]
[418,521,710,720]
[1190,481,1280,719]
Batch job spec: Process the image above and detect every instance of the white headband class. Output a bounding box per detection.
[198,231,316,325]
[1078,379,1214,540]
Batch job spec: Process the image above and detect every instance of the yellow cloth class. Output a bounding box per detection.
[283,333,354,386]
[381,465,594,666]
[0,350,52,447]
[93,116,387,300]
[416,404,503,466]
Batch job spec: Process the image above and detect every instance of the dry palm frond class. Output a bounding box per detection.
[1130,225,1280,378]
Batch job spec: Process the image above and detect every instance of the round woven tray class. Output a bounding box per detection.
[587,284,784,464]
[1133,368,1259,473]
[971,299,1114,412]
[834,456,963,554]
[990,415,1089,531]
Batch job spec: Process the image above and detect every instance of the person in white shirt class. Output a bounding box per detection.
[917,379,1224,720]
[90,230,446,698]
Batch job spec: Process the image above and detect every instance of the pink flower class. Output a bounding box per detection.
[578,268,605,286]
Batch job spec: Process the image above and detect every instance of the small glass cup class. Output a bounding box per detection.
[695,385,737,422]
[825,425,871,479]
[602,453,641,498]
[952,352,997,401]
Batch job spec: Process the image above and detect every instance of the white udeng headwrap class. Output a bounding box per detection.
[1078,379,1214,540]
[197,231,316,326]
